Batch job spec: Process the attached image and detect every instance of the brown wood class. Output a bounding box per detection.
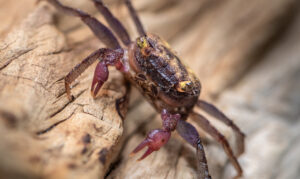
[0,0,299,179]
[0,2,126,178]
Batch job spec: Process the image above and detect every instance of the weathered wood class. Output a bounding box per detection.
[220,13,300,178]
[0,2,126,179]
[0,0,299,179]
[0,0,36,38]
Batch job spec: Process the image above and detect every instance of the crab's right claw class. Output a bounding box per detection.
[91,62,109,98]
[130,129,171,161]
[130,139,154,161]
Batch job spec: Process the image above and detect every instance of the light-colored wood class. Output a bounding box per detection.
[0,0,299,179]
[0,2,126,178]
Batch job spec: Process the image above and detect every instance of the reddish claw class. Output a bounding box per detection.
[91,61,109,98]
[131,129,171,161]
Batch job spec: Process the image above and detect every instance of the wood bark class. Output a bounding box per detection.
[0,0,299,179]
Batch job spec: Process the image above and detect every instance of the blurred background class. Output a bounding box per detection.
[0,0,299,179]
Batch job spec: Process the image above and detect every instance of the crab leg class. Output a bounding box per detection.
[115,80,131,120]
[92,0,131,46]
[46,0,120,49]
[124,0,146,36]
[65,49,102,100]
[196,100,245,156]
[176,119,211,179]
[191,112,243,178]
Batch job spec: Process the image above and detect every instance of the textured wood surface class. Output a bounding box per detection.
[0,0,300,179]
[0,2,126,179]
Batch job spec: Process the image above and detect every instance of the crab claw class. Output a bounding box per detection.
[91,61,109,98]
[130,129,171,161]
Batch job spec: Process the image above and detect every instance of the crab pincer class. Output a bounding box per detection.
[91,61,109,98]
[90,48,124,98]
[131,109,181,161]
[131,129,171,161]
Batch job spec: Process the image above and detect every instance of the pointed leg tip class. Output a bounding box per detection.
[137,158,143,162]
[138,148,154,161]
[66,94,74,101]
[90,90,97,99]
[129,150,146,162]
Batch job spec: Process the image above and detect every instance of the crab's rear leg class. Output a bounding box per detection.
[196,100,245,156]
[65,48,124,100]
[176,119,211,179]
[191,112,243,179]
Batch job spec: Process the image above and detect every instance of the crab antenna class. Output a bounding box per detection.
[124,0,146,36]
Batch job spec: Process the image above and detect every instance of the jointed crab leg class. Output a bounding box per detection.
[65,49,103,100]
[47,0,120,49]
[191,112,243,179]
[45,0,127,99]
[176,119,211,179]
[196,140,211,179]
[92,0,131,46]
[196,100,245,155]
[124,0,146,36]
[115,80,131,120]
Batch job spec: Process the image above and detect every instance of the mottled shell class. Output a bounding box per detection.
[129,34,201,117]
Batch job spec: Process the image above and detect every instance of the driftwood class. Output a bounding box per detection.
[0,0,300,179]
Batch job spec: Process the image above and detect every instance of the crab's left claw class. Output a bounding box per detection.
[130,129,171,161]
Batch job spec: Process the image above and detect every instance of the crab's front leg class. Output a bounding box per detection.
[131,109,180,160]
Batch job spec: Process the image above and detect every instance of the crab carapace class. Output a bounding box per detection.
[46,0,245,178]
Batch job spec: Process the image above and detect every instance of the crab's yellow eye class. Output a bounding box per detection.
[137,37,148,48]
[177,81,193,92]
[162,40,171,49]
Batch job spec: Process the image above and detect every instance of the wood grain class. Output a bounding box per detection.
[0,2,126,178]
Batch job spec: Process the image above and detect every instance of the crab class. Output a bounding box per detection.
[45,0,245,178]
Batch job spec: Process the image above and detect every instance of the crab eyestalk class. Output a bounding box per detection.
[130,129,171,161]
